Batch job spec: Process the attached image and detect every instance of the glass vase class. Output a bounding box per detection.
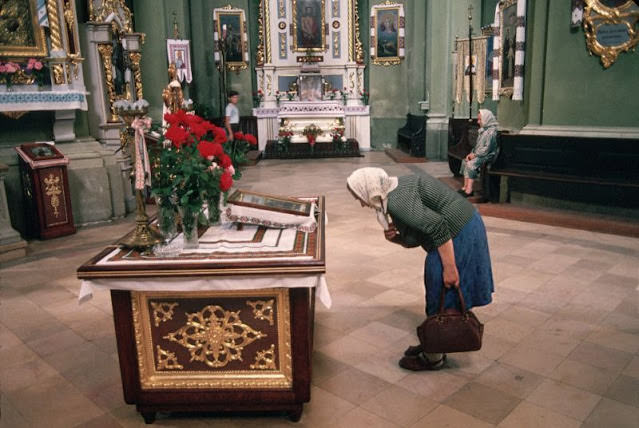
[155,197,177,241]
[178,205,200,249]
[207,192,221,225]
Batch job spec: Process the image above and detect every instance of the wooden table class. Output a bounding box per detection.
[77,198,325,424]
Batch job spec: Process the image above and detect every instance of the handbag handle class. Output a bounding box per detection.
[438,284,468,314]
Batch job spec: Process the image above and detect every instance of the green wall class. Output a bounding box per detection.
[542,2,639,126]
[132,0,254,123]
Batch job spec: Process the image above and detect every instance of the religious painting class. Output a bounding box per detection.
[227,190,312,217]
[214,7,249,71]
[370,2,405,65]
[298,74,323,101]
[293,0,326,51]
[0,0,47,57]
[583,0,639,68]
[499,0,518,94]
[166,39,193,83]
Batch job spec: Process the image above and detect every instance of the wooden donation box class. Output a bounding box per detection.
[16,143,76,239]
[77,197,326,424]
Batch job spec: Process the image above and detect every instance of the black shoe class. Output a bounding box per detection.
[463,191,474,197]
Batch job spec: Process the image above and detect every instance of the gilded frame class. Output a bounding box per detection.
[583,0,639,68]
[370,2,405,66]
[498,0,518,97]
[0,0,48,57]
[132,289,293,390]
[227,189,312,216]
[292,0,326,52]
[214,7,249,72]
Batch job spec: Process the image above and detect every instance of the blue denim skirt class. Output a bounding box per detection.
[424,211,494,316]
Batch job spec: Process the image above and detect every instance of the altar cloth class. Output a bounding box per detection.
[79,274,331,308]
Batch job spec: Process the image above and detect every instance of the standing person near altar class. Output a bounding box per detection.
[346,167,494,371]
[225,90,240,142]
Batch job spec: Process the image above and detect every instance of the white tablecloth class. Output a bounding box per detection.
[79,274,331,308]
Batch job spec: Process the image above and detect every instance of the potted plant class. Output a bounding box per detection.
[252,89,264,107]
[331,127,347,152]
[277,128,293,154]
[25,58,48,89]
[228,130,258,179]
[0,61,20,91]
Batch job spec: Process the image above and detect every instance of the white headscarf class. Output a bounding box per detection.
[346,167,398,230]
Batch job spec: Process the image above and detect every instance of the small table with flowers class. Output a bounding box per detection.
[77,197,327,424]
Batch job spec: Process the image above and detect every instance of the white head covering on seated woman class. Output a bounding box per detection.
[346,167,398,230]
[478,109,498,129]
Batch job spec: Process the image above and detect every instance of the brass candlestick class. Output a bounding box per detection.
[116,104,163,251]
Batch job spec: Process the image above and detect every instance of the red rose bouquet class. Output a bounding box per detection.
[152,110,234,241]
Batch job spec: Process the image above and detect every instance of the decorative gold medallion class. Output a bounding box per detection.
[163,305,266,368]
[250,344,277,370]
[247,299,275,325]
[156,345,183,370]
[132,289,293,390]
[150,302,178,327]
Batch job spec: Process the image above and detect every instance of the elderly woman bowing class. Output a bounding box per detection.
[459,109,499,197]
[346,167,494,371]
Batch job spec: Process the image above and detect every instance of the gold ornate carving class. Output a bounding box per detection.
[63,1,74,32]
[131,289,293,390]
[163,305,266,368]
[247,299,274,326]
[348,0,353,61]
[88,0,95,21]
[68,53,83,80]
[156,345,183,370]
[266,73,272,95]
[0,0,48,57]
[250,344,277,370]
[584,0,639,68]
[129,51,143,99]
[47,0,64,52]
[52,64,65,85]
[44,174,62,217]
[354,1,364,63]
[293,0,326,52]
[150,302,178,327]
[265,0,272,63]
[256,1,265,66]
[97,43,118,122]
[333,31,340,56]
[278,0,286,18]
[90,0,133,32]
[8,69,36,85]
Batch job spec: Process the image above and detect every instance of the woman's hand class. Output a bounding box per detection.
[465,153,476,161]
[442,265,460,288]
[384,224,399,241]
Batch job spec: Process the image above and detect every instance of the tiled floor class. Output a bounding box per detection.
[1,152,638,427]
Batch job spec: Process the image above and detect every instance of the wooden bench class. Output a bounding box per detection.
[447,118,479,176]
[397,113,425,157]
[486,134,639,206]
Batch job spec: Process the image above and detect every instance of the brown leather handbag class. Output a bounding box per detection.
[417,285,484,353]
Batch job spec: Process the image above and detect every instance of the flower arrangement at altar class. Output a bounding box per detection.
[228,131,258,179]
[303,124,322,149]
[277,128,294,153]
[25,58,48,87]
[252,89,264,107]
[340,87,350,105]
[275,90,282,105]
[286,91,296,101]
[360,90,369,105]
[331,127,347,152]
[151,110,234,247]
[0,61,20,89]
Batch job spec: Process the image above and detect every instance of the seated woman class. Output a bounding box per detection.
[459,109,499,197]
[347,167,494,371]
